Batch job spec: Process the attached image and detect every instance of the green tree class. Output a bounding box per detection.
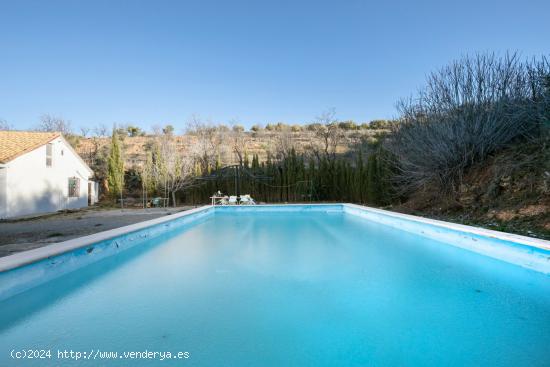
[338,120,358,130]
[275,122,288,131]
[366,153,380,205]
[107,130,125,200]
[232,125,245,132]
[369,120,390,129]
[127,125,145,137]
[141,151,155,204]
[162,125,175,135]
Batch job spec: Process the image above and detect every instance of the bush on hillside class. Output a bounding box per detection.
[385,52,550,195]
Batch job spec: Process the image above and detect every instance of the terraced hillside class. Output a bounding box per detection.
[76,128,386,168]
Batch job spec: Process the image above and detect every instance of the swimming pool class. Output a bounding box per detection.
[1,204,549,366]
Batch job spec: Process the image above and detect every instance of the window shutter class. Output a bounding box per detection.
[46,143,53,167]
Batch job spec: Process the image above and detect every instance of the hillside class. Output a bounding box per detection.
[74,127,549,240]
[75,128,386,168]
[394,141,550,240]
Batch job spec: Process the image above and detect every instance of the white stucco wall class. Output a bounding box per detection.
[2,137,93,218]
[0,167,6,218]
[89,181,99,205]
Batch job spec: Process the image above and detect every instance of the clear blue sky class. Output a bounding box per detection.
[1,0,548,131]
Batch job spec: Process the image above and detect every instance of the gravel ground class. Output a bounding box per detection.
[0,206,196,257]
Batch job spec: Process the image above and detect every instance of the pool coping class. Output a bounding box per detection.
[1,203,549,274]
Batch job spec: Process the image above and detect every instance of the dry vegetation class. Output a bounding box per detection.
[387,53,550,239]
[76,125,385,169]
[395,141,549,239]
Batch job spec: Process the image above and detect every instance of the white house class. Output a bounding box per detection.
[0,131,97,219]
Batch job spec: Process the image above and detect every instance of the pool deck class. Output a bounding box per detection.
[0,206,195,257]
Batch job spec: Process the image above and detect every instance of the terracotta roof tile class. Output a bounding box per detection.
[0,131,61,163]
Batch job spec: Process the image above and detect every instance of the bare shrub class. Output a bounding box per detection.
[228,121,250,165]
[149,129,194,206]
[274,129,296,160]
[186,115,225,171]
[309,108,346,162]
[36,114,73,135]
[385,52,550,195]
[36,114,82,147]
[0,119,11,130]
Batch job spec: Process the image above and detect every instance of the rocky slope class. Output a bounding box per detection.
[394,141,550,240]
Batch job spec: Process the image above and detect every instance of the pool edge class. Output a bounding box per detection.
[343,203,550,274]
[343,203,550,251]
[0,205,214,273]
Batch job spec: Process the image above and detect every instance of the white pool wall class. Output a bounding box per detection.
[1,203,549,302]
[215,203,343,213]
[343,204,550,275]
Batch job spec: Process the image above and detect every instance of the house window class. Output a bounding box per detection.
[68,177,80,197]
[46,143,53,167]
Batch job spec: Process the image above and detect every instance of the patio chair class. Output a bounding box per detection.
[240,194,256,205]
[228,196,238,205]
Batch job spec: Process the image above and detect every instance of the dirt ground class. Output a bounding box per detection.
[0,206,196,257]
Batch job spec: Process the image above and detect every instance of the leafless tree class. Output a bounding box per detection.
[36,114,73,135]
[309,108,346,162]
[0,119,11,131]
[79,124,110,167]
[93,124,109,137]
[186,115,225,171]
[150,130,194,207]
[385,52,550,195]
[274,128,296,160]
[80,126,90,137]
[36,114,82,147]
[228,121,250,165]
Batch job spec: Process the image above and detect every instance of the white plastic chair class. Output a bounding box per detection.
[228,196,238,205]
[240,195,256,205]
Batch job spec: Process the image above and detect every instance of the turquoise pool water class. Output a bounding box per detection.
[1,208,549,366]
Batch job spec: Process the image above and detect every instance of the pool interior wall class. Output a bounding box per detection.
[0,204,549,302]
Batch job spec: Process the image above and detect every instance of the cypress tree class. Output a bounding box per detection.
[141,151,155,205]
[366,153,379,205]
[243,151,250,169]
[356,153,364,203]
[107,130,124,200]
